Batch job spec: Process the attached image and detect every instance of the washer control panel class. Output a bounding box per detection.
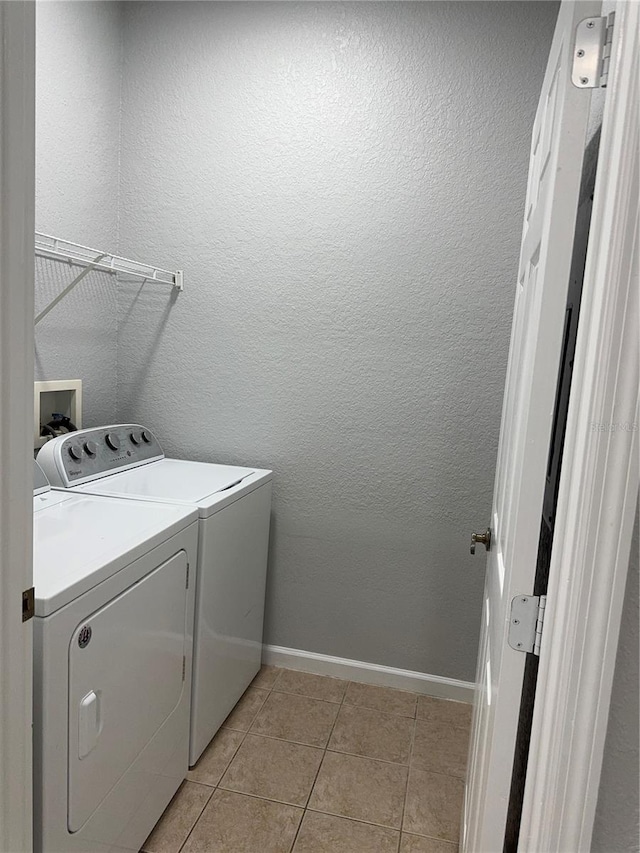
[37,424,164,487]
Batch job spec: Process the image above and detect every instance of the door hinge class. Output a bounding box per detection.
[572,12,615,89]
[22,587,35,622]
[508,594,547,656]
[186,563,190,588]
[182,656,186,681]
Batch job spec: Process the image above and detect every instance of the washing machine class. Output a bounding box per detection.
[32,460,198,852]
[38,425,273,765]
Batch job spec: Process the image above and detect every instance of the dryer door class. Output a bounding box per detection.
[68,550,189,833]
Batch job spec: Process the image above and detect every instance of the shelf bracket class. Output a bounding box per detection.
[35,254,107,326]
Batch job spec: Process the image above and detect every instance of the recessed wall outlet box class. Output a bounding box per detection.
[34,380,82,450]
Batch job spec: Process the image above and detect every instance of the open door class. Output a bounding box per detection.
[462,2,606,849]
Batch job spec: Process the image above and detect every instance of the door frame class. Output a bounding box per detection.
[519,2,639,849]
[0,2,36,852]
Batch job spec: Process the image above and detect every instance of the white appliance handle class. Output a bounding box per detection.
[78,690,101,759]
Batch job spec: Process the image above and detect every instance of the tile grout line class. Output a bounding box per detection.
[303,804,406,835]
[403,830,460,848]
[223,729,326,751]
[396,713,417,851]
[177,728,249,853]
[287,676,349,852]
[223,728,415,766]
[269,668,284,693]
[407,765,467,782]
[174,783,215,853]
[215,726,250,786]
[323,746,412,768]
[200,785,307,812]
[177,670,279,852]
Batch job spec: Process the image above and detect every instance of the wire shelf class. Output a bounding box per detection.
[35,232,183,288]
[34,232,183,325]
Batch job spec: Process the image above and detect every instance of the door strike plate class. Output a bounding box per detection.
[22,587,35,622]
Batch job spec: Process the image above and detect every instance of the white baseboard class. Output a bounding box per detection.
[262,644,474,704]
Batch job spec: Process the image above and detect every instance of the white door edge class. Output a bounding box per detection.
[0,3,36,852]
[463,2,602,847]
[519,2,640,850]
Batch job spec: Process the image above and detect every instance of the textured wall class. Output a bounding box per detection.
[592,497,640,852]
[115,1,557,680]
[35,2,122,430]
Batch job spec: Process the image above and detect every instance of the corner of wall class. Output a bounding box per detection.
[114,0,126,424]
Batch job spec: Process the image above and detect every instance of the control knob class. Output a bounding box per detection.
[141,430,152,444]
[84,440,98,457]
[68,444,82,462]
[105,433,120,451]
[130,432,140,445]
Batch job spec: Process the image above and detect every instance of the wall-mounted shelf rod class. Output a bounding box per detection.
[35,232,184,297]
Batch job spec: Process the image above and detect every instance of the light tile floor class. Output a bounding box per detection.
[141,667,471,853]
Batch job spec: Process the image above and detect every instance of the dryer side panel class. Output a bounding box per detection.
[68,551,189,833]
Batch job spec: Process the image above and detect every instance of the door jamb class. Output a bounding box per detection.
[519,2,639,849]
[0,3,36,852]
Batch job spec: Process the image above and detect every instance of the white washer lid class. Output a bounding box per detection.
[71,458,270,515]
[33,491,198,616]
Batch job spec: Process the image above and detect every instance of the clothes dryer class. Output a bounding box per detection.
[32,461,198,852]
